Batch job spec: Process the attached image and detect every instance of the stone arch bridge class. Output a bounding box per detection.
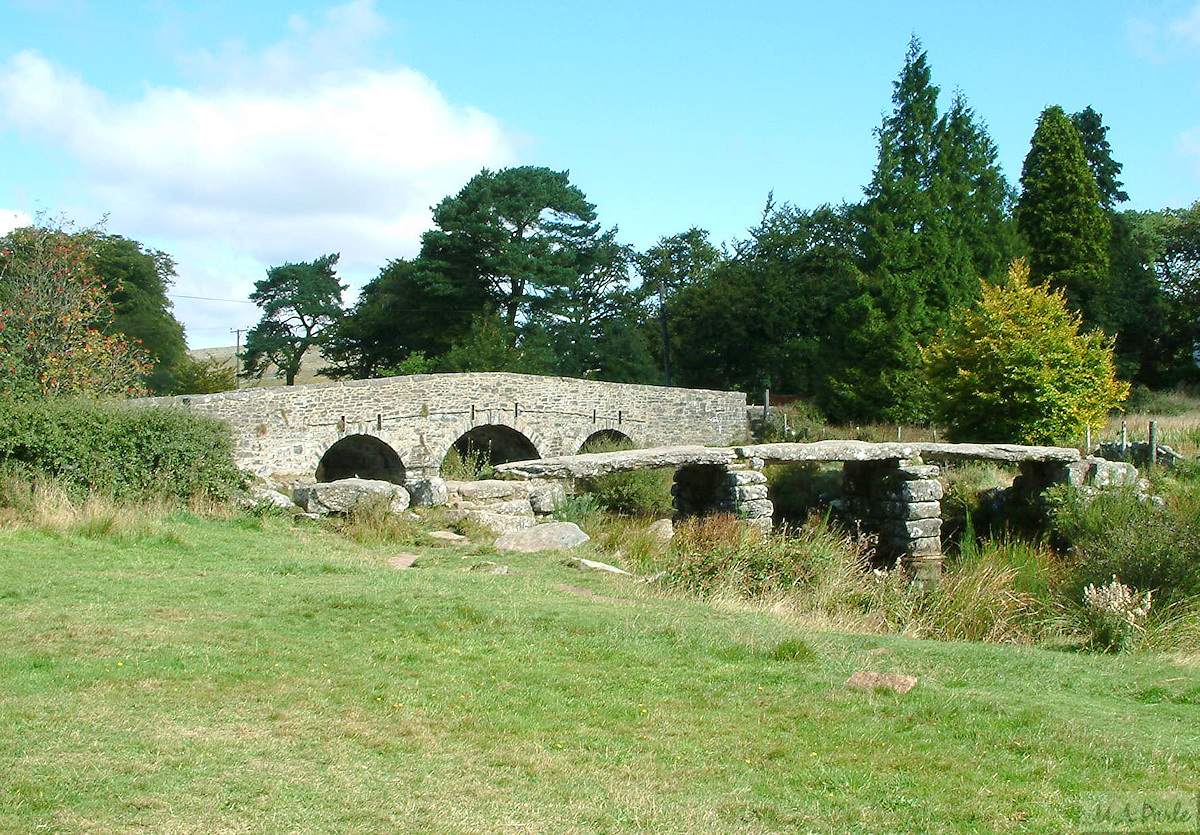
[141,372,747,483]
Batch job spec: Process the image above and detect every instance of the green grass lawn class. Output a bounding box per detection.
[1,511,1197,834]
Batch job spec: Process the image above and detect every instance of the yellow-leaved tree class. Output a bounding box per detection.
[924,259,1128,445]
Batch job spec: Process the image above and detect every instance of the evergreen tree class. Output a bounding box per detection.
[851,38,1013,421]
[1017,105,1111,321]
[1071,106,1129,210]
[419,166,602,342]
[242,254,344,386]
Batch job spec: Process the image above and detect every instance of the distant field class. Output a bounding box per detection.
[188,344,335,389]
[0,509,1196,834]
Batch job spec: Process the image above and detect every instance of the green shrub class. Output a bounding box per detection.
[925,259,1128,444]
[576,437,673,516]
[439,445,494,481]
[1048,486,1200,605]
[0,396,243,502]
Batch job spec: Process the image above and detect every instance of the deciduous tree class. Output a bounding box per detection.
[0,223,150,398]
[925,260,1128,444]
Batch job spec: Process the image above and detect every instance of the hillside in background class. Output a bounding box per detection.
[188,345,335,389]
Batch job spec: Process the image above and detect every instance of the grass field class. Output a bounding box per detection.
[1,508,1197,834]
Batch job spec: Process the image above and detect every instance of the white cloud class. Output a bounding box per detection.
[0,209,32,237]
[1171,1,1200,47]
[0,0,518,346]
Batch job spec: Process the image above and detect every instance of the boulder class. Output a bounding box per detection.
[453,479,530,501]
[292,478,411,515]
[458,498,535,517]
[239,486,298,512]
[529,482,567,514]
[406,477,449,507]
[464,510,538,535]
[494,521,591,553]
[647,518,674,543]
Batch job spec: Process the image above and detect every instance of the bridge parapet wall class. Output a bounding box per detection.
[134,372,748,480]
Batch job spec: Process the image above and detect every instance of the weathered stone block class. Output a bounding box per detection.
[728,469,768,486]
[895,464,940,480]
[529,482,566,514]
[735,484,769,501]
[880,518,941,540]
[406,477,449,507]
[893,480,943,503]
[882,500,941,520]
[494,521,590,552]
[459,498,534,517]
[738,498,774,518]
[464,510,538,535]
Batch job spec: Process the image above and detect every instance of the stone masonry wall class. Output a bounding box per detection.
[133,372,748,481]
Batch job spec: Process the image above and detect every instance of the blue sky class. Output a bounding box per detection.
[2,0,1199,347]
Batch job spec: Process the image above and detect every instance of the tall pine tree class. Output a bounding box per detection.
[851,38,1012,421]
[1017,105,1111,324]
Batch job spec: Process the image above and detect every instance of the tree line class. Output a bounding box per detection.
[3,38,1198,429]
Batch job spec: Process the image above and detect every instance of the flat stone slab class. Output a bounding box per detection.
[740,441,1079,465]
[495,441,1080,481]
[494,522,591,553]
[496,445,737,479]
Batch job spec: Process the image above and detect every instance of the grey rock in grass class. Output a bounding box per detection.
[647,518,674,543]
[406,477,449,507]
[427,530,469,544]
[529,482,567,514]
[568,556,630,575]
[240,486,298,512]
[458,498,535,517]
[464,510,538,535]
[495,521,591,553]
[292,478,410,515]
[845,671,917,694]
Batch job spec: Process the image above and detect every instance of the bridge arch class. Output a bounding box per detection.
[579,428,634,453]
[316,434,406,484]
[446,424,540,470]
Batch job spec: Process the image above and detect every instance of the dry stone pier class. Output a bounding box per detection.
[498,440,1134,587]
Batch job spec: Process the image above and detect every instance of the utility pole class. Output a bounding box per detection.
[659,277,671,386]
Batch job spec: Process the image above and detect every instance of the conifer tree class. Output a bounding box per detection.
[1017,105,1111,321]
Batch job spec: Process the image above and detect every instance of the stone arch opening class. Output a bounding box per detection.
[316,435,406,484]
[444,425,540,474]
[672,464,730,517]
[579,429,634,453]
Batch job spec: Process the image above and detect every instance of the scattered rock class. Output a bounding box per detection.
[494,521,591,553]
[453,479,530,501]
[464,510,538,535]
[238,486,298,512]
[529,482,566,514]
[406,477,449,507]
[292,478,411,515]
[427,530,468,544]
[568,556,631,576]
[845,670,917,694]
[466,561,510,575]
[388,553,420,570]
[647,518,674,543]
[459,498,535,517]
